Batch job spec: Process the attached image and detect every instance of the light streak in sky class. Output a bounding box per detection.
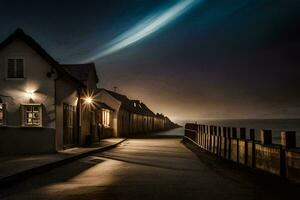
[82,0,203,62]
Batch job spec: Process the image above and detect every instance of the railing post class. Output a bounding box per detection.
[249,129,256,168]
[231,127,239,163]
[204,125,207,149]
[209,126,212,152]
[201,125,204,148]
[194,124,198,142]
[184,124,188,137]
[249,129,255,141]
[280,131,296,177]
[240,128,246,139]
[281,131,296,149]
[232,127,237,139]
[209,125,213,152]
[213,126,217,154]
[227,127,231,160]
[217,126,222,156]
[260,130,272,145]
[198,125,202,147]
[222,127,227,158]
[197,124,200,145]
[239,127,246,165]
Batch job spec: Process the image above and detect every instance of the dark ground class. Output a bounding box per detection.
[0,133,299,199]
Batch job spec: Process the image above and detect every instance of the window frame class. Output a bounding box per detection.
[102,109,110,127]
[21,104,43,127]
[5,57,26,80]
[0,103,6,126]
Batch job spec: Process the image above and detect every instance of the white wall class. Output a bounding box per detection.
[0,38,57,153]
[0,39,56,128]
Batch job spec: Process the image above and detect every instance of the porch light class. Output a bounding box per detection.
[26,91,34,99]
[83,96,94,105]
[81,90,97,109]
[84,96,93,104]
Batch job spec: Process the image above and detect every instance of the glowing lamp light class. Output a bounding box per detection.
[26,91,34,99]
[85,96,93,104]
[81,90,97,109]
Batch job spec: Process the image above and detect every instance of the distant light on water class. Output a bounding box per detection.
[81,0,203,62]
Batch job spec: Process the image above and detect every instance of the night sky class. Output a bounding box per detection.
[1,0,300,122]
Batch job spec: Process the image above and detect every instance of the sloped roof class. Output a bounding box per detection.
[130,100,142,113]
[104,89,136,113]
[156,113,166,119]
[140,103,156,117]
[0,28,58,66]
[61,63,99,83]
[100,89,155,115]
[130,100,156,116]
[0,28,93,87]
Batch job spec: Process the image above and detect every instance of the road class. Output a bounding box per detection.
[0,131,299,200]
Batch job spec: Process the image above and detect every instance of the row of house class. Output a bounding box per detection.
[0,29,178,154]
[96,89,177,138]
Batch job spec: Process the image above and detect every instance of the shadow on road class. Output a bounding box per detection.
[95,154,200,172]
[0,157,106,198]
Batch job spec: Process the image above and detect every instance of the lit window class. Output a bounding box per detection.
[0,103,6,125]
[102,109,110,127]
[6,58,25,79]
[22,104,42,127]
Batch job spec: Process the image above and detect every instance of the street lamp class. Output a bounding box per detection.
[81,90,97,109]
[85,96,93,104]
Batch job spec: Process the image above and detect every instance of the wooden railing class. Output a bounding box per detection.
[184,123,300,182]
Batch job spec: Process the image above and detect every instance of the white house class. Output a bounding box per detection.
[0,29,99,153]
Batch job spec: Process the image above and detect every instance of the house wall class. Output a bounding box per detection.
[55,78,79,150]
[131,113,138,134]
[0,39,56,153]
[117,108,130,137]
[95,90,121,137]
[131,114,144,134]
[154,117,164,131]
[79,101,92,145]
[126,112,151,136]
[85,70,98,89]
[98,109,114,139]
[95,90,176,137]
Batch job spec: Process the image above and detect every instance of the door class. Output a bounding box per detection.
[63,103,77,148]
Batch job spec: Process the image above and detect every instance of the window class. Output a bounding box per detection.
[6,58,24,79]
[0,103,6,125]
[102,109,110,127]
[21,104,42,127]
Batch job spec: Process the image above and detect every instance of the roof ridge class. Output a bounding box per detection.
[0,28,85,86]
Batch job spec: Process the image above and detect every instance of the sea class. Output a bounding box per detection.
[175,119,300,147]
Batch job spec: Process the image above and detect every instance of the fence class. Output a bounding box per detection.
[184,123,300,182]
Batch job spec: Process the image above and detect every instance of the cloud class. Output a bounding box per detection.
[81,0,203,63]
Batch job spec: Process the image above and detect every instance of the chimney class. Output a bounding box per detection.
[113,86,118,92]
